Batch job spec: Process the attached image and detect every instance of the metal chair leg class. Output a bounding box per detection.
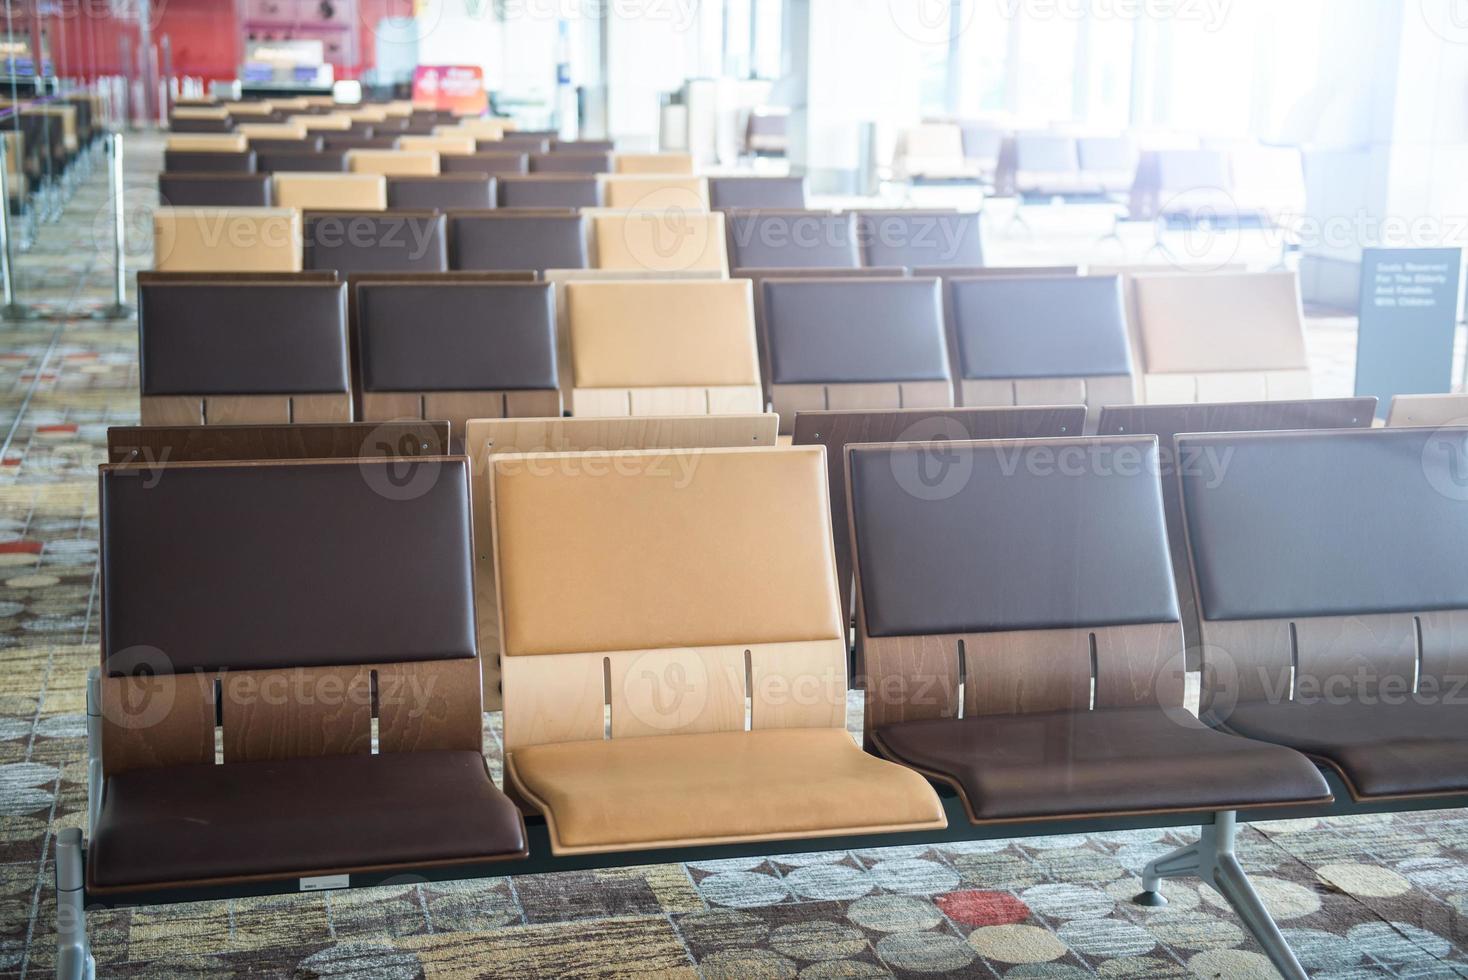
[1134,812,1307,980]
[55,828,95,980]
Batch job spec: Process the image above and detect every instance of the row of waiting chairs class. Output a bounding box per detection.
[62,411,1468,980]
[134,268,1312,435]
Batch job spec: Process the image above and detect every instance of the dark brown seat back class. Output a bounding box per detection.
[163,150,256,173]
[106,420,450,465]
[449,211,587,271]
[303,211,449,275]
[158,174,272,207]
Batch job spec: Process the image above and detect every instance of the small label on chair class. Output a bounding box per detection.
[299,874,350,892]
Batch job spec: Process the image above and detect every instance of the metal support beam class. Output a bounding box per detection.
[55,829,94,980]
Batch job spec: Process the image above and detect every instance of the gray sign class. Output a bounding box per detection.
[1355,247,1463,419]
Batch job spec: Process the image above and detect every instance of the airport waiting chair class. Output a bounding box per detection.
[137,280,352,425]
[849,435,1333,979]
[707,175,807,210]
[763,277,953,433]
[464,413,780,709]
[725,209,860,270]
[891,124,975,182]
[354,281,561,431]
[347,149,441,176]
[948,274,1136,425]
[600,174,710,210]
[792,405,1087,665]
[493,444,947,854]
[386,174,497,210]
[564,279,761,416]
[1131,270,1311,403]
[1180,426,1468,805]
[274,173,386,210]
[855,209,983,268]
[254,150,350,173]
[153,207,303,273]
[163,149,256,173]
[57,455,527,978]
[158,173,272,207]
[303,211,449,275]
[1076,135,1139,196]
[107,420,449,466]
[440,151,529,177]
[1097,398,1376,666]
[1386,392,1468,426]
[591,211,729,274]
[529,151,613,174]
[449,210,588,272]
[612,151,694,174]
[498,174,602,208]
[165,133,248,154]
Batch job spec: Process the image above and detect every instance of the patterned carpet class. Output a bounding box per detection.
[1,134,1466,979]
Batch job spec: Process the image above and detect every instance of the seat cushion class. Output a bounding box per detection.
[1214,701,1468,799]
[90,751,526,890]
[510,728,946,854]
[875,706,1331,823]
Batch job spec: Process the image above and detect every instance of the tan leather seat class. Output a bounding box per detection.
[153,208,303,273]
[238,122,308,140]
[1132,271,1310,403]
[1386,392,1468,426]
[347,149,441,175]
[600,175,709,210]
[165,133,247,153]
[273,172,386,210]
[289,113,352,131]
[591,211,728,273]
[564,279,761,416]
[397,134,476,156]
[494,446,947,853]
[614,152,694,174]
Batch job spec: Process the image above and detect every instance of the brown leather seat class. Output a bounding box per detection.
[91,750,525,890]
[1211,701,1468,799]
[876,706,1332,822]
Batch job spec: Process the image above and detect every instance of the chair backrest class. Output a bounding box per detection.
[554,139,615,153]
[289,112,351,131]
[794,406,1088,643]
[153,207,303,273]
[137,281,351,426]
[441,151,529,177]
[255,150,350,173]
[529,151,613,173]
[1132,270,1310,403]
[498,174,602,208]
[1098,398,1376,663]
[354,281,561,430]
[107,420,449,465]
[166,133,248,153]
[949,274,1135,422]
[274,172,387,210]
[591,211,729,274]
[347,149,441,175]
[248,136,326,154]
[1178,427,1468,713]
[848,436,1183,732]
[239,122,308,141]
[565,279,761,416]
[465,413,779,709]
[303,211,449,275]
[449,211,587,272]
[855,210,983,268]
[1077,135,1138,192]
[163,150,256,173]
[397,134,475,156]
[493,445,845,750]
[323,134,400,151]
[385,174,497,210]
[1387,393,1468,427]
[601,174,710,210]
[725,209,860,270]
[159,173,273,207]
[98,456,482,776]
[613,152,694,174]
[763,278,952,431]
[487,135,552,154]
[708,176,807,210]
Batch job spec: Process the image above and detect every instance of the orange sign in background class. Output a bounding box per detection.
[411,65,488,116]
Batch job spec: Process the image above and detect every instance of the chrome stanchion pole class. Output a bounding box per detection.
[0,132,35,321]
[93,132,133,319]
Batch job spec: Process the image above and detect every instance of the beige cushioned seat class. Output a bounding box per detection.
[600,175,709,210]
[273,173,386,210]
[153,208,303,273]
[347,149,441,176]
[591,211,728,273]
[613,152,694,174]
[165,134,247,153]
[494,446,946,853]
[397,135,476,156]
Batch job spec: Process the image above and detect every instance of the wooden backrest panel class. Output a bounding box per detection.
[793,406,1088,634]
[494,446,845,749]
[1097,398,1375,660]
[1179,427,1468,706]
[153,207,302,273]
[106,421,449,465]
[566,279,759,389]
